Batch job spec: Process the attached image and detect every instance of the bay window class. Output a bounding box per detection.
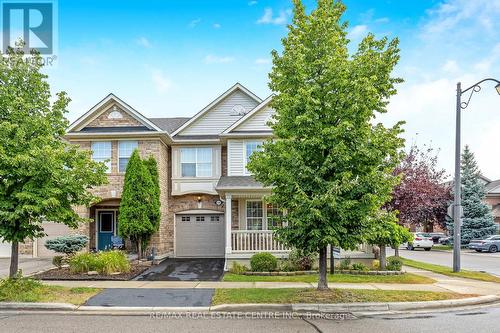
[91,141,112,173]
[180,147,212,177]
[118,141,138,172]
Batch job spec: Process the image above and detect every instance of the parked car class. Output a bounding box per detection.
[429,232,447,244]
[468,235,500,253]
[439,236,452,245]
[407,233,434,251]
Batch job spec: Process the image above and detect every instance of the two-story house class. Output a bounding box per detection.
[62,83,287,264]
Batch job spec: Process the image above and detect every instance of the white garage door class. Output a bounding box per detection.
[37,222,72,257]
[0,242,11,257]
[175,214,225,258]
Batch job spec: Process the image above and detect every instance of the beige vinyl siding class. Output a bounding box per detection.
[179,91,259,135]
[233,106,275,132]
[227,139,245,176]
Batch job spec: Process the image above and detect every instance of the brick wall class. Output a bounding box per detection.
[87,107,142,127]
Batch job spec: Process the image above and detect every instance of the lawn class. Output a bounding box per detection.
[432,245,453,251]
[401,257,500,283]
[0,277,101,305]
[212,288,472,305]
[223,272,435,284]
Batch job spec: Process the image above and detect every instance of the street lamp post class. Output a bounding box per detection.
[453,78,500,273]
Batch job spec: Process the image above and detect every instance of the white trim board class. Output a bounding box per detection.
[222,94,274,134]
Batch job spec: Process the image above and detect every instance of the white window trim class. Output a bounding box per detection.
[91,141,112,174]
[245,199,265,231]
[243,140,263,176]
[118,140,138,173]
[180,147,213,178]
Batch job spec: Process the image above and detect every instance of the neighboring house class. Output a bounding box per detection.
[3,83,373,261]
[481,176,500,233]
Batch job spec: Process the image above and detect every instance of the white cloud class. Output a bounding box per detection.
[257,8,288,25]
[213,23,221,29]
[188,18,201,28]
[442,60,459,73]
[204,54,235,64]
[248,1,258,6]
[348,25,368,39]
[136,37,152,48]
[150,69,172,93]
[375,17,390,24]
[255,58,271,65]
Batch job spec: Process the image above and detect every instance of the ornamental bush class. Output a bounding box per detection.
[386,257,403,271]
[69,250,130,275]
[44,235,88,256]
[289,248,315,271]
[351,262,369,271]
[250,252,278,272]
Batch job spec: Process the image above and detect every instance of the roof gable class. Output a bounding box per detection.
[223,95,274,134]
[67,94,163,133]
[172,83,262,137]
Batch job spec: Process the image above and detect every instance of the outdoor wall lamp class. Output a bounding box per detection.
[452,77,500,273]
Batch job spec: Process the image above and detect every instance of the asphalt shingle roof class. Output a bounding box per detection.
[149,117,190,134]
[216,176,265,189]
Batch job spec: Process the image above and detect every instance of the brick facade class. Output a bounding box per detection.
[87,107,142,127]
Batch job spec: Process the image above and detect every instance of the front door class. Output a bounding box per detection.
[97,211,115,251]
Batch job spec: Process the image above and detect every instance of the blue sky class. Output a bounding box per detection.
[42,0,500,178]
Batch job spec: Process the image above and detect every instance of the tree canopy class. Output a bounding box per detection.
[0,43,108,277]
[247,0,404,289]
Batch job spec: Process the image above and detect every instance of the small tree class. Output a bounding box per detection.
[45,235,88,256]
[118,150,156,259]
[248,0,404,290]
[447,146,496,244]
[143,156,161,240]
[366,212,413,269]
[0,43,107,278]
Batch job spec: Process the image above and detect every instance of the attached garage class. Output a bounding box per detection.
[0,242,11,257]
[36,222,72,257]
[175,212,224,258]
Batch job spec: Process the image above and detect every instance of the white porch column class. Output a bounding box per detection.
[225,193,232,255]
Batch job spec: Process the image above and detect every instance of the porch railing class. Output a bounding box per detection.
[231,230,289,252]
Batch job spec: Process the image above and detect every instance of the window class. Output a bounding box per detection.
[245,141,263,174]
[91,141,112,173]
[266,203,283,229]
[118,141,138,172]
[210,216,220,222]
[180,148,212,177]
[196,216,205,222]
[246,201,263,230]
[181,216,190,222]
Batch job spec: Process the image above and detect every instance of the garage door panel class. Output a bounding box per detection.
[176,215,224,258]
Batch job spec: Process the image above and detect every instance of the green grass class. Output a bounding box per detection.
[433,245,453,251]
[0,277,101,305]
[223,272,435,284]
[211,288,472,305]
[401,257,500,283]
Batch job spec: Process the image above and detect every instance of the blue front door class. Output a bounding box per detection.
[97,211,115,251]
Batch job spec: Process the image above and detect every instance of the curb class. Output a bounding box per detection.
[1,295,498,313]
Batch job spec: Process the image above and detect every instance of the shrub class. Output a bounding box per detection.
[386,257,403,271]
[0,275,44,302]
[289,248,315,271]
[250,252,278,272]
[229,262,248,274]
[69,253,100,274]
[97,251,130,275]
[52,256,65,269]
[44,235,88,256]
[372,259,380,271]
[339,257,351,270]
[351,262,369,271]
[278,259,296,272]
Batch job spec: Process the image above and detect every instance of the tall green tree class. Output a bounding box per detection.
[118,150,157,259]
[447,146,496,244]
[143,156,161,250]
[0,44,107,277]
[247,0,404,289]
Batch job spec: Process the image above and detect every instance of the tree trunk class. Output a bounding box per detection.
[9,241,19,278]
[394,246,400,257]
[329,244,334,274]
[379,244,387,270]
[317,246,329,290]
[137,238,142,260]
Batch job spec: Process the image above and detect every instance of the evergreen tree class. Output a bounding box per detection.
[448,146,496,244]
[247,0,404,290]
[143,156,161,249]
[118,150,155,259]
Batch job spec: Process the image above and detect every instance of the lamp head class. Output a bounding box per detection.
[496,83,500,95]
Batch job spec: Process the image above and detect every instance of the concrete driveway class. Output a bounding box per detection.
[388,247,500,276]
[0,257,54,278]
[136,258,224,281]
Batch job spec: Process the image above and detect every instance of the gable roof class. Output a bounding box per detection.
[67,93,163,133]
[149,117,190,134]
[222,94,274,134]
[170,83,262,137]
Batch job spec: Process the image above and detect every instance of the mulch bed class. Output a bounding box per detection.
[33,262,150,281]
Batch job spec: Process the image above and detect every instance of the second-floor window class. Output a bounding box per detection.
[180,147,212,177]
[118,140,138,172]
[245,141,263,174]
[91,141,112,173]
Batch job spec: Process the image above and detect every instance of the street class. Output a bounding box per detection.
[2,305,500,333]
[388,247,500,276]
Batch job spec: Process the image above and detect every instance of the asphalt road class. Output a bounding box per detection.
[2,305,500,333]
[388,247,500,276]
